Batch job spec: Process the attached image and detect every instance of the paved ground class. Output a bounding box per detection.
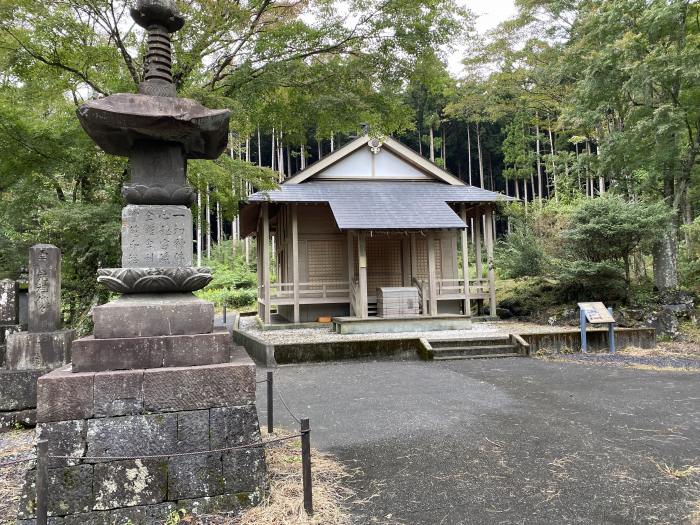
[256,358,700,524]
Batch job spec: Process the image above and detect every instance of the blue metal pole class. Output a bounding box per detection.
[608,307,615,353]
[580,308,587,353]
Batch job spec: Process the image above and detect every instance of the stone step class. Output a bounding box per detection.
[431,344,517,357]
[433,352,523,361]
[429,337,510,349]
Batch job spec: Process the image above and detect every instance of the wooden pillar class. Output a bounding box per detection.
[291,204,300,323]
[358,232,368,318]
[410,233,417,279]
[347,231,355,316]
[460,205,471,317]
[402,236,411,286]
[427,234,438,316]
[485,207,497,317]
[262,202,271,324]
[474,213,483,283]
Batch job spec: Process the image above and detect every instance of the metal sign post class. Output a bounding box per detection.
[578,302,616,353]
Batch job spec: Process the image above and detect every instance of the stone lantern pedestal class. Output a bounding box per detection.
[18,1,266,522]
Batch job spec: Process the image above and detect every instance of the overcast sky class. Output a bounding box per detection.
[447,0,517,75]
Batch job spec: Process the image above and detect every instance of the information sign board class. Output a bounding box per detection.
[577,302,615,324]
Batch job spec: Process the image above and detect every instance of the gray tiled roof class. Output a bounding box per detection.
[246,181,512,230]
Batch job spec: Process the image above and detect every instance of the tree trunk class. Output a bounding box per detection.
[277,132,284,181]
[257,126,262,167]
[442,126,446,166]
[271,128,276,171]
[206,184,211,259]
[535,115,542,204]
[216,200,222,245]
[548,124,557,202]
[286,144,291,178]
[418,130,422,156]
[467,123,472,186]
[330,133,335,152]
[196,180,202,266]
[652,222,679,290]
[429,126,435,162]
[523,176,529,215]
[476,122,484,188]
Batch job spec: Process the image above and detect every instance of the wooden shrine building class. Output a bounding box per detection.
[240,135,511,327]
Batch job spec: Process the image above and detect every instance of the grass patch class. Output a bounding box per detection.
[238,429,354,525]
[181,429,354,525]
[655,463,700,480]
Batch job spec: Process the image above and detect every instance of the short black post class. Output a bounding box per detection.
[222,304,227,324]
[36,439,48,525]
[301,417,313,514]
[267,371,274,434]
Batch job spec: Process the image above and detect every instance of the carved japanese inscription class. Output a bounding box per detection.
[121,205,193,268]
[28,244,61,332]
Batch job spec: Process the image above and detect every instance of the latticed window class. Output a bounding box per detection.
[414,238,442,281]
[367,238,403,292]
[307,240,344,283]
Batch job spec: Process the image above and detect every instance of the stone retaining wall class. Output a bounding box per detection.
[234,327,656,365]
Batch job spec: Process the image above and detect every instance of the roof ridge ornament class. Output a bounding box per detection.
[368,137,383,155]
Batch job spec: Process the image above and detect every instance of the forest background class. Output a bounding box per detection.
[0,0,698,331]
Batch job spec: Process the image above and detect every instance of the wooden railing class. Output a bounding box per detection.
[264,281,351,302]
[436,278,489,298]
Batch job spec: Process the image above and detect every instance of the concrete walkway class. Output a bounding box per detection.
[256,358,700,524]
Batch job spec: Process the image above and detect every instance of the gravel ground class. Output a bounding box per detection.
[557,352,700,370]
[0,430,34,525]
[238,317,573,345]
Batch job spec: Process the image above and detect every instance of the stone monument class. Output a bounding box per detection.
[1,246,74,430]
[18,1,266,522]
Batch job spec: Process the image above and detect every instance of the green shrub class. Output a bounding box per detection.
[496,228,548,278]
[197,287,257,308]
[555,260,627,302]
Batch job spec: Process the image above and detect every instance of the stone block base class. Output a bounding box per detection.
[72,327,235,372]
[92,293,214,339]
[5,329,74,370]
[20,350,266,521]
[0,408,36,431]
[0,323,24,347]
[0,368,46,412]
[37,347,255,422]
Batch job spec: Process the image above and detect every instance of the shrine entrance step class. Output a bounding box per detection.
[425,334,529,360]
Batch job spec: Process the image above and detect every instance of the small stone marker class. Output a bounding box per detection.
[28,244,61,332]
[0,279,19,324]
[121,205,193,268]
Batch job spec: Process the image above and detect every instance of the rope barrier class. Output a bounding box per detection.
[276,385,302,424]
[47,433,304,462]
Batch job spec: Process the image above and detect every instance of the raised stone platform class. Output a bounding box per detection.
[72,326,235,372]
[331,314,472,335]
[18,347,267,523]
[92,293,214,338]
